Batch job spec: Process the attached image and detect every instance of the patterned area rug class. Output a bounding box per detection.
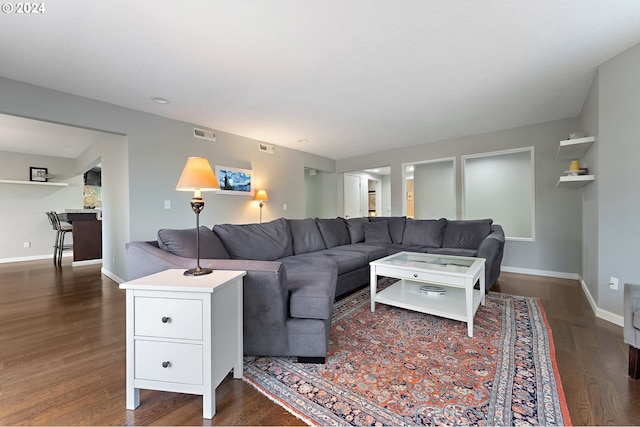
[243,279,572,426]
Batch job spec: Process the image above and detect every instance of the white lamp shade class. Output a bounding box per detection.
[176,157,220,192]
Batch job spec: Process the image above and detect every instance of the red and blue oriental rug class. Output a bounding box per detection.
[244,280,572,426]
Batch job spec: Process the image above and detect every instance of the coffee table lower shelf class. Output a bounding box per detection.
[374,279,483,336]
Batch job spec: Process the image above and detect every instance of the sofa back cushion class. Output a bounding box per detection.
[401,218,447,247]
[369,216,406,243]
[213,218,293,260]
[364,220,392,244]
[157,226,230,259]
[287,218,326,255]
[442,219,493,249]
[345,217,368,243]
[315,218,351,248]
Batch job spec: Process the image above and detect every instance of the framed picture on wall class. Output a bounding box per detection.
[215,165,253,196]
[30,167,48,182]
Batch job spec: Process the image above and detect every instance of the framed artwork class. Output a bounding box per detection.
[215,165,253,196]
[30,167,48,182]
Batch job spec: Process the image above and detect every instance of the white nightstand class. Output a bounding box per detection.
[119,268,246,419]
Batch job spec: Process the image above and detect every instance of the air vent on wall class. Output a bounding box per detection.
[258,142,275,154]
[193,128,216,141]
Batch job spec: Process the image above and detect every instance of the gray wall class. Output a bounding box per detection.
[589,42,640,315]
[579,71,600,306]
[0,77,335,281]
[337,117,583,276]
[0,151,84,260]
[304,168,338,218]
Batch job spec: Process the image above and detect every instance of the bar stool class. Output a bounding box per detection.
[46,211,73,267]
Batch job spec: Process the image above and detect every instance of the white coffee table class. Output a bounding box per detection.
[370,252,485,337]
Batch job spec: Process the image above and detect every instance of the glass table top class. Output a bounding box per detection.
[374,252,478,274]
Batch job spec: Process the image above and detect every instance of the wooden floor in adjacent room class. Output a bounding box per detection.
[1,259,639,426]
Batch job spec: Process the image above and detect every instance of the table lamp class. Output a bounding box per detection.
[254,189,269,223]
[176,157,220,276]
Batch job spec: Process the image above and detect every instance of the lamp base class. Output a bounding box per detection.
[183,266,213,276]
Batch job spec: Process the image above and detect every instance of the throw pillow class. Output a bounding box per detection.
[369,216,407,243]
[157,226,230,259]
[364,220,392,244]
[213,218,293,261]
[345,217,368,243]
[315,218,351,248]
[288,218,326,255]
[442,219,493,249]
[401,218,447,247]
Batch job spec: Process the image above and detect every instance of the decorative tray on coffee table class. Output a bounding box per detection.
[420,285,446,296]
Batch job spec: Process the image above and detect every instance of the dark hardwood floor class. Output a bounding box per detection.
[1,259,639,425]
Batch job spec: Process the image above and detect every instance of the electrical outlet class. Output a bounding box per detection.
[283,203,288,211]
[609,276,619,290]
[164,200,171,209]
[23,241,31,248]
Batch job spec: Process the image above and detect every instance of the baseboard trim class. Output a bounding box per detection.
[501,265,579,280]
[502,266,623,327]
[101,267,124,284]
[0,253,71,264]
[72,259,102,267]
[578,277,624,327]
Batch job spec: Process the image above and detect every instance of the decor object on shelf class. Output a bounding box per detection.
[569,160,581,171]
[214,165,253,196]
[30,166,49,182]
[254,189,269,223]
[176,157,220,276]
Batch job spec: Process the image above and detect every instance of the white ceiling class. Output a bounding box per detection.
[1,1,640,160]
[0,114,107,159]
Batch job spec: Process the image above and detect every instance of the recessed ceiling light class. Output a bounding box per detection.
[151,96,170,104]
[298,139,308,144]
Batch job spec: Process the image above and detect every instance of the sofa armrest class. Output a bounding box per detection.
[126,240,291,355]
[477,225,505,290]
[624,283,640,346]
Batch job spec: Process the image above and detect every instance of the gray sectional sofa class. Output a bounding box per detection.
[126,216,504,362]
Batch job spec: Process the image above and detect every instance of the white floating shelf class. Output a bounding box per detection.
[556,175,595,188]
[556,136,595,160]
[0,179,68,187]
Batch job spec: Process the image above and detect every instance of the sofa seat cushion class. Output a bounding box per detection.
[386,243,435,255]
[332,243,389,262]
[369,216,406,243]
[315,218,351,248]
[427,247,478,257]
[157,226,230,259]
[288,218,326,255]
[283,249,369,275]
[213,218,293,260]
[442,219,493,250]
[402,218,447,247]
[280,257,338,320]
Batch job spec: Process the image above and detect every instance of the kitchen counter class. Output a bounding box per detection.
[58,209,102,263]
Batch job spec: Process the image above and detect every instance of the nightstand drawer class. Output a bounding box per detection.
[134,297,203,340]
[135,340,203,385]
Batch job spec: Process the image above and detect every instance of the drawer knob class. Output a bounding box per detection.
[413,273,418,278]
[162,361,171,368]
[161,316,171,323]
